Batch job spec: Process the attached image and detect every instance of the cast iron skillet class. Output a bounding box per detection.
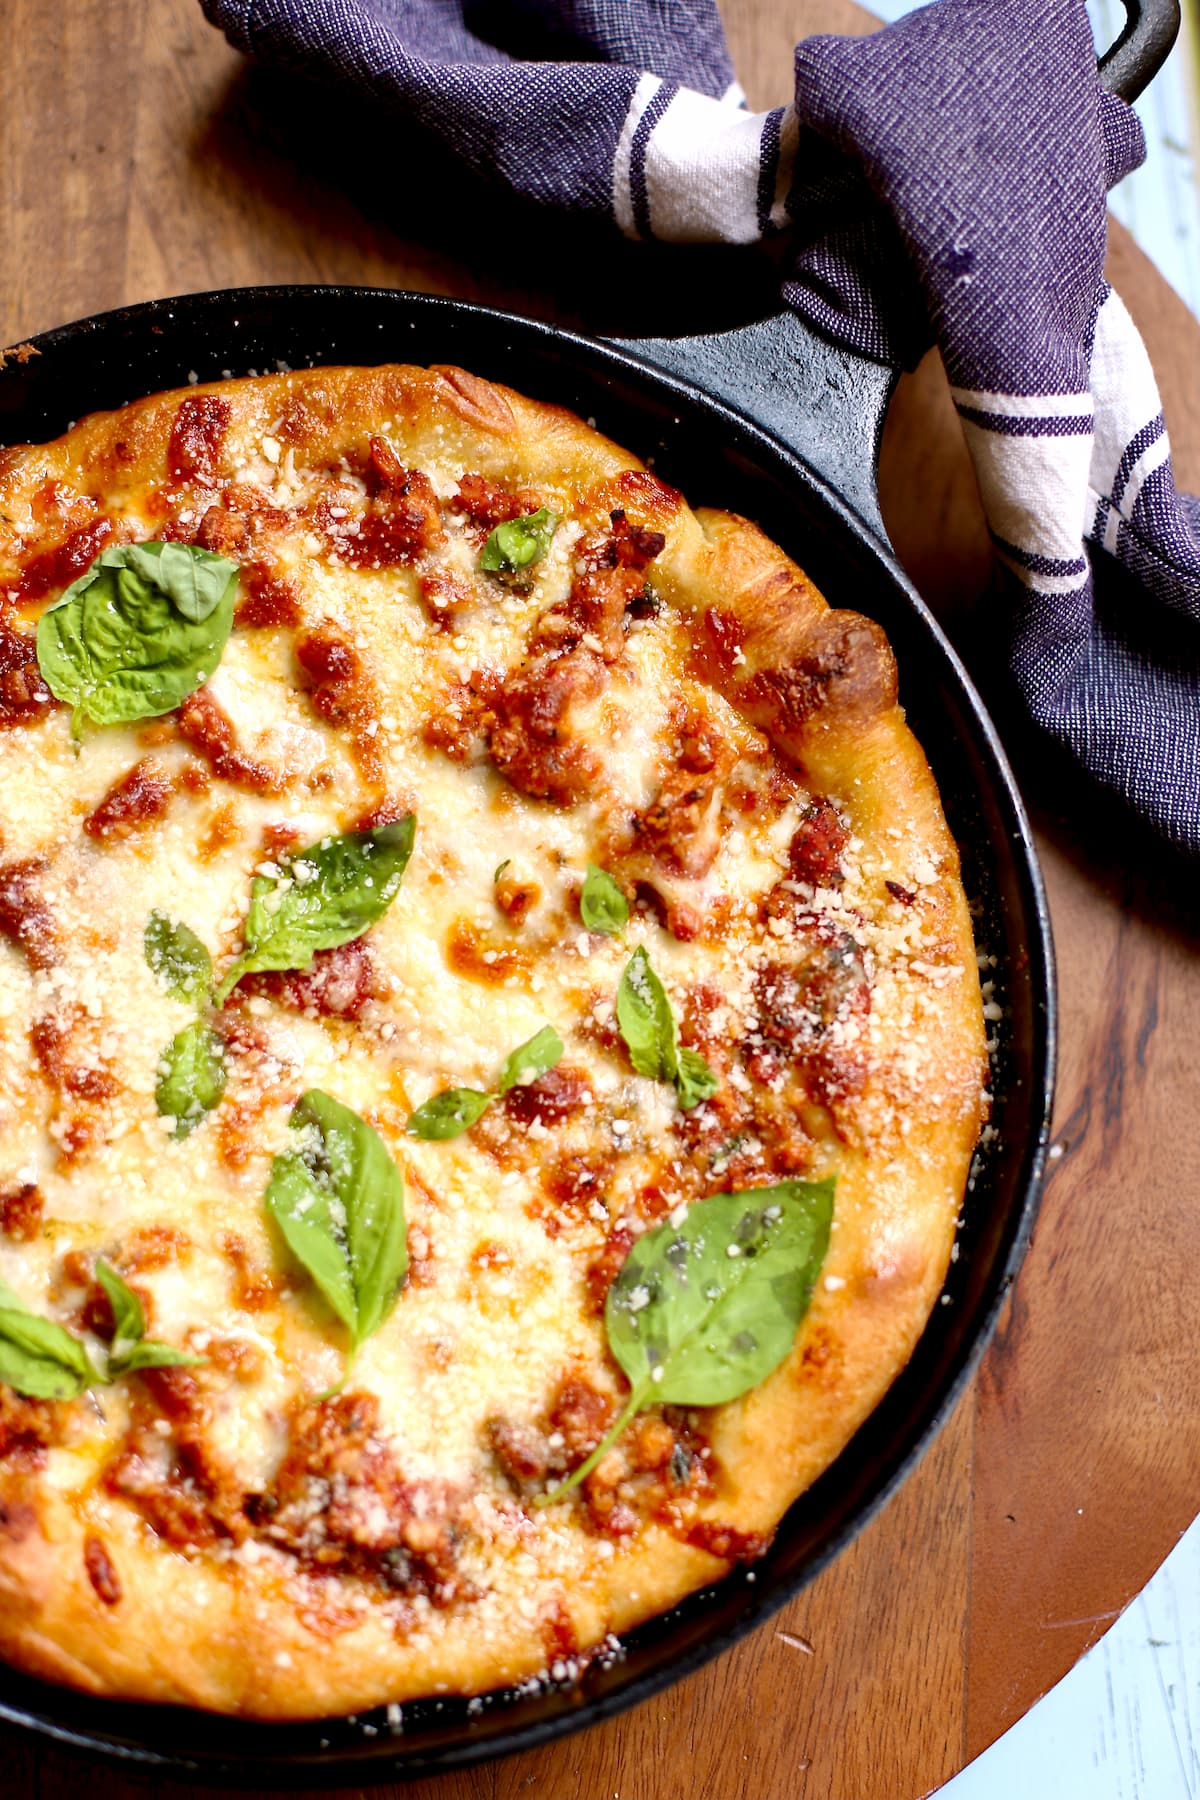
[0,1,1176,1781]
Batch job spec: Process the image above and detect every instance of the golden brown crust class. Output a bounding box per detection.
[0,363,986,1719]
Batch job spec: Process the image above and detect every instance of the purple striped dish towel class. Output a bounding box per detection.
[201,0,1200,855]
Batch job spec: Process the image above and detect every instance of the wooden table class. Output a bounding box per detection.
[3,2,1198,1795]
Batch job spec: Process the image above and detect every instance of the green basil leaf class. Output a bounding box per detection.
[538,1178,834,1503]
[216,817,415,1003]
[110,1339,202,1374]
[155,1020,227,1139]
[263,1150,357,1334]
[496,1025,564,1096]
[93,1261,202,1374]
[676,1045,719,1112]
[616,947,717,1110]
[144,911,213,1005]
[406,1087,492,1141]
[94,1259,145,1349]
[493,860,511,884]
[478,508,558,574]
[266,1090,407,1348]
[580,865,629,937]
[616,946,678,1083]
[121,540,233,624]
[36,541,237,731]
[0,1307,95,1400]
[609,1178,834,1404]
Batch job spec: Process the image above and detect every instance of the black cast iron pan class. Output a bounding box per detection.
[0,0,1176,1781]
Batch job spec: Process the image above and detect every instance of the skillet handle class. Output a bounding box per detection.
[1098,0,1180,102]
[608,313,897,546]
[613,0,1179,546]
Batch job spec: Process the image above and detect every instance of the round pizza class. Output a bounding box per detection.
[0,361,987,1718]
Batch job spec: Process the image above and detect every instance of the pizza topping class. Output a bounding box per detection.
[234,566,303,629]
[626,705,738,883]
[480,507,668,804]
[616,947,717,1112]
[175,686,285,793]
[501,1062,592,1128]
[264,1090,408,1351]
[0,858,56,967]
[407,1086,491,1140]
[295,621,384,779]
[31,1009,118,1102]
[456,472,544,528]
[235,936,377,1020]
[407,1024,565,1140]
[92,1260,200,1377]
[35,542,239,733]
[254,1391,465,1603]
[144,910,214,1005]
[0,1279,96,1400]
[787,798,849,889]
[579,864,629,937]
[493,871,540,925]
[105,1366,248,1549]
[0,619,53,725]
[539,1179,834,1505]
[478,507,558,576]
[0,1386,65,1462]
[0,1183,43,1243]
[486,653,603,804]
[83,757,174,841]
[83,1533,123,1606]
[168,394,232,486]
[13,514,118,604]
[155,1020,228,1139]
[324,441,444,569]
[215,816,415,1003]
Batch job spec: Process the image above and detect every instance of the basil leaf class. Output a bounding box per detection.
[36,541,237,731]
[94,1259,145,1348]
[407,1023,565,1139]
[263,1148,357,1334]
[266,1090,407,1348]
[406,1087,492,1141]
[155,1020,227,1139]
[216,817,415,1003]
[496,1025,563,1096]
[0,1307,95,1400]
[121,540,233,624]
[110,1339,202,1374]
[144,911,213,1005]
[93,1259,200,1374]
[616,947,676,1082]
[616,947,716,1111]
[676,1045,719,1112]
[494,860,511,884]
[478,508,558,574]
[580,864,629,936]
[538,1178,834,1503]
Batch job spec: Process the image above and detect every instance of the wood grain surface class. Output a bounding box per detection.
[2,2,1198,1797]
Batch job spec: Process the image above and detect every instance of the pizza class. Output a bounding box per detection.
[0,361,987,1719]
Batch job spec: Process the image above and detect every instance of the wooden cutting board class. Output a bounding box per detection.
[2,3,1197,1796]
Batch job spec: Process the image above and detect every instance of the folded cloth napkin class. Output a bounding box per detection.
[202,0,1200,856]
